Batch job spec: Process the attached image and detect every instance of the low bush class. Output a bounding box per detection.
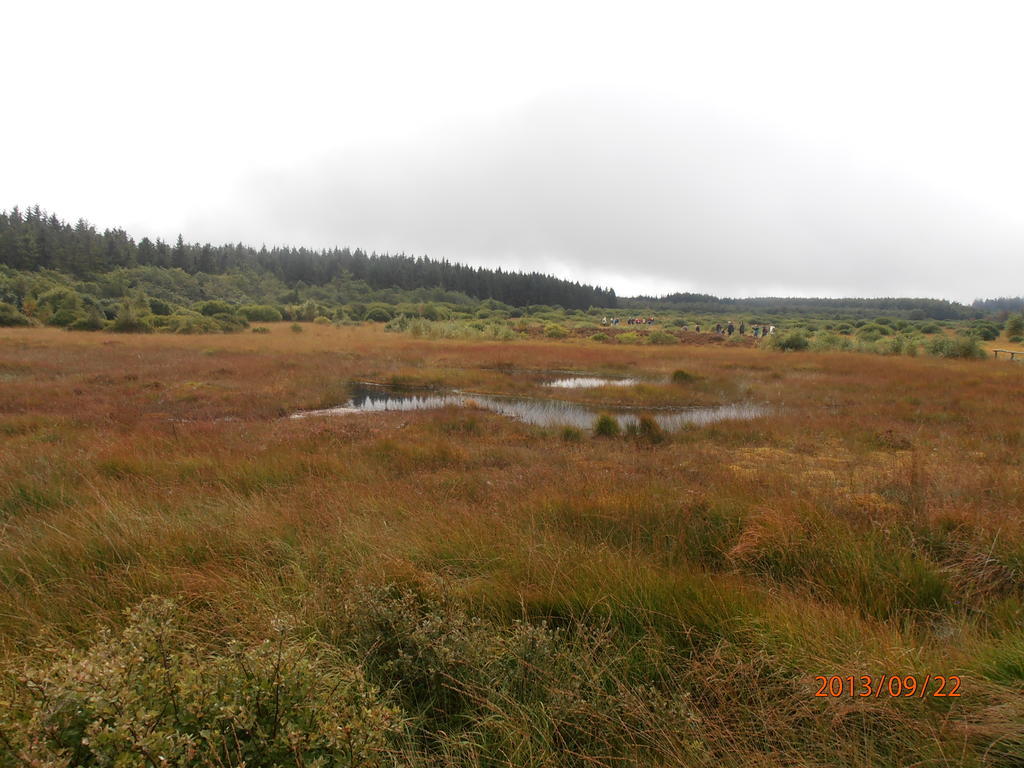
[291,323,304,333]
[66,306,107,331]
[773,331,809,351]
[647,330,678,345]
[544,324,568,339]
[238,304,283,322]
[928,335,985,359]
[365,306,393,323]
[0,598,402,767]
[0,302,32,326]
[671,369,697,384]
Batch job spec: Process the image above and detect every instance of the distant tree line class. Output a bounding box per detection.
[626,292,973,320]
[971,296,1024,314]
[0,207,617,310]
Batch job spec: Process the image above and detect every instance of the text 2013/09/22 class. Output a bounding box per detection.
[814,675,961,698]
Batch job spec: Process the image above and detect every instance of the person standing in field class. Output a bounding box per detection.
[727,322,735,336]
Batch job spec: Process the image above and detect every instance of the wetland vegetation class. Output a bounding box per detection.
[1,323,1023,766]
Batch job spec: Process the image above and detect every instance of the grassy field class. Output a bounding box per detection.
[1,323,1023,766]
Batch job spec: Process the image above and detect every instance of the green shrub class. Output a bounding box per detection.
[238,304,283,322]
[593,413,621,437]
[314,315,332,325]
[365,306,393,323]
[927,335,985,359]
[857,323,892,341]
[291,323,304,333]
[0,302,32,327]
[211,312,247,332]
[0,598,401,767]
[194,299,236,317]
[970,323,1000,341]
[590,332,611,343]
[1006,314,1024,338]
[67,306,107,331]
[617,332,641,344]
[48,308,79,327]
[774,331,809,351]
[647,330,678,345]
[109,304,153,333]
[671,369,696,384]
[147,298,173,316]
[1010,335,1023,344]
[164,311,219,334]
[810,332,852,352]
[544,324,568,339]
[252,326,270,334]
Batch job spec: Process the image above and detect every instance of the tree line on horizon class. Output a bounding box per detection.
[2,206,1017,319]
[626,292,982,320]
[0,206,617,310]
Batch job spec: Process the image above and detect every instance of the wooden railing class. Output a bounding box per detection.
[993,349,1022,361]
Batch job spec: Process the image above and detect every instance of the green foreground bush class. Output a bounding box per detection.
[0,599,401,767]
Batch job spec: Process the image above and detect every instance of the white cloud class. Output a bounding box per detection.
[2,0,1022,300]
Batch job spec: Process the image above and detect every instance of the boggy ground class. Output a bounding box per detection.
[1,323,1023,766]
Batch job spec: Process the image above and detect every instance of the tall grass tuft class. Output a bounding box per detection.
[593,412,621,437]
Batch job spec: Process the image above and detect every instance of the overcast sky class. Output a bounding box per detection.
[3,1,1022,301]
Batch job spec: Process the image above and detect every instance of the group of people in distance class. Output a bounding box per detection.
[602,316,655,326]
[709,321,777,337]
[601,316,777,337]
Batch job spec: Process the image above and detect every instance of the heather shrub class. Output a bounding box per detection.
[928,335,985,359]
[0,598,402,768]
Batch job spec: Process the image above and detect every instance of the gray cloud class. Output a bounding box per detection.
[185,92,1019,300]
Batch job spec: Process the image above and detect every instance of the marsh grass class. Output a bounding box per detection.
[0,325,1022,766]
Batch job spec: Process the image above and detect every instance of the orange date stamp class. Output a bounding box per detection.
[814,675,961,698]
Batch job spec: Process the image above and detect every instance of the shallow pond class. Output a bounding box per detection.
[543,376,641,389]
[292,385,767,431]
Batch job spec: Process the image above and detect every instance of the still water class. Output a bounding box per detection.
[543,376,641,388]
[292,385,767,431]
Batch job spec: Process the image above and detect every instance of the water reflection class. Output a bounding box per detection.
[292,386,767,431]
[544,376,640,388]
